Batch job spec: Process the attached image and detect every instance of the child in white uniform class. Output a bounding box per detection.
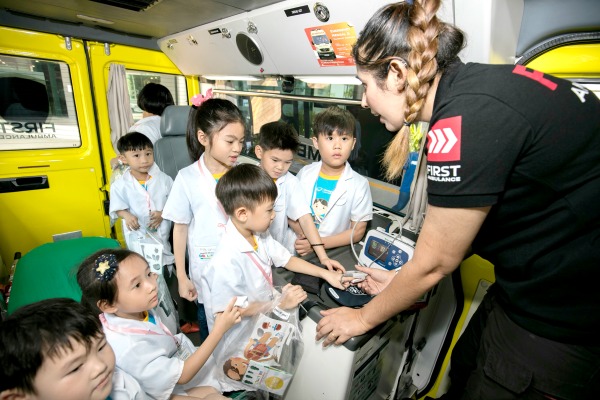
[201,164,349,391]
[162,95,246,342]
[254,121,344,272]
[109,132,178,335]
[0,297,145,400]
[294,106,373,252]
[77,248,242,400]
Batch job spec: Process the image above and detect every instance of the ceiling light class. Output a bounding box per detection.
[296,76,361,85]
[76,14,115,25]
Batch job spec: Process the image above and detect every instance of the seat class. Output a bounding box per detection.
[7,237,120,314]
[155,105,194,180]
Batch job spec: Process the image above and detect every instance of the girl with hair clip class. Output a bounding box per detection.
[76,248,241,400]
[316,1,600,399]
[162,90,246,342]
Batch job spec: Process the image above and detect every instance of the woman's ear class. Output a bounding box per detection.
[97,299,117,314]
[387,58,408,92]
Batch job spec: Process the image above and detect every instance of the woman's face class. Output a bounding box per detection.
[357,67,407,132]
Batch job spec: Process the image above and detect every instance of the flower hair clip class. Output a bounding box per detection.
[94,253,118,282]
[191,88,213,108]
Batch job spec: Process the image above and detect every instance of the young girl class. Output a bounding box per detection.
[162,91,246,341]
[77,248,241,400]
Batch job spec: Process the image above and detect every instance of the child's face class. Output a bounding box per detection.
[246,200,276,234]
[119,147,154,178]
[199,122,245,172]
[256,146,294,180]
[312,130,356,170]
[31,334,115,400]
[108,255,158,320]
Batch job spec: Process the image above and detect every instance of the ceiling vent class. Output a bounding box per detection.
[89,0,162,12]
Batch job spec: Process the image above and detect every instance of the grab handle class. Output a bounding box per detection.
[0,176,49,193]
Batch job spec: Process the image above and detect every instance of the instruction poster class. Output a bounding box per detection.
[304,22,357,67]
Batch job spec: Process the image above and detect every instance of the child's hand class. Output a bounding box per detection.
[213,297,242,335]
[278,284,307,309]
[123,212,140,231]
[148,211,163,229]
[322,270,352,290]
[321,258,346,273]
[294,238,313,256]
[178,276,198,301]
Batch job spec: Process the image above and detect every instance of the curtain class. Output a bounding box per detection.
[107,63,134,153]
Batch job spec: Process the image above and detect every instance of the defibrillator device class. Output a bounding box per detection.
[359,227,415,271]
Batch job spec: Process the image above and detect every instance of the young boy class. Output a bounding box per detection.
[0,298,144,400]
[293,106,373,253]
[254,121,343,272]
[109,131,178,334]
[199,164,349,391]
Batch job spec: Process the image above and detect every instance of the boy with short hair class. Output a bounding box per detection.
[294,106,373,253]
[0,297,144,400]
[109,131,178,334]
[254,121,343,272]
[200,164,349,391]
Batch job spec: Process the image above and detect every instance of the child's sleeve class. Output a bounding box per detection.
[117,341,183,400]
[285,176,311,221]
[162,174,192,224]
[266,235,293,268]
[350,175,373,222]
[109,180,130,221]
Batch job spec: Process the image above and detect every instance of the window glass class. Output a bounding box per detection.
[0,55,80,151]
[126,71,188,121]
[209,78,401,209]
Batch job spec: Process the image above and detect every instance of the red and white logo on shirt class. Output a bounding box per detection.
[427,116,461,162]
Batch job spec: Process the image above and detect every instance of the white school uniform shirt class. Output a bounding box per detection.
[296,161,373,238]
[129,115,161,144]
[110,367,148,400]
[101,311,221,399]
[201,219,292,392]
[162,154,229,294]
[109,164,174,265]
[269,171,311,253]
[202,218,292,330]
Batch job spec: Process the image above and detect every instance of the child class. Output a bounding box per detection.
[129,82,174,144]
[0,297,144,400]
[162,94,246,342]
[254,121,344,272]
[109,131,178,335]
[200,164,349,390]
[293,106,373,253]
[77,248,241,400]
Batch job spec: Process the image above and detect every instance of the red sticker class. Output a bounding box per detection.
[427,116,461,162]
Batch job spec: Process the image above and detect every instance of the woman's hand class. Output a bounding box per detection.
[355,265,396,295]
[278,284,307,309]
[212,297,242,335]
[316,307,370,347]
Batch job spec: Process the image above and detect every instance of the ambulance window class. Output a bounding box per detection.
[207,77,402,210]
[125,71,188,121]
[0,55,80,151]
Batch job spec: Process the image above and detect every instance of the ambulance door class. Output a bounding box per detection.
[0,27,109,265]
[85,42,196,182]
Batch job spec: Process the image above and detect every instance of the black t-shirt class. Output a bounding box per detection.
[427,61,600,343]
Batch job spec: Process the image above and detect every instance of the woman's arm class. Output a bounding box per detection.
[316,205,490,345]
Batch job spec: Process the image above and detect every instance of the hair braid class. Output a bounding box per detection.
[382,0,443,180]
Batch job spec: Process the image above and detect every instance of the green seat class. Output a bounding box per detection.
[7,237,120,315]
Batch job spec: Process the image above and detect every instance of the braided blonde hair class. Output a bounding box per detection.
[352,0,464,180]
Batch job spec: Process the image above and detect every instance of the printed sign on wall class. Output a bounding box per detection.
[304,22,357,67]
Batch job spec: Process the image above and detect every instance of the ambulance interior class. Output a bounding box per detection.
[0,0,599,399]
